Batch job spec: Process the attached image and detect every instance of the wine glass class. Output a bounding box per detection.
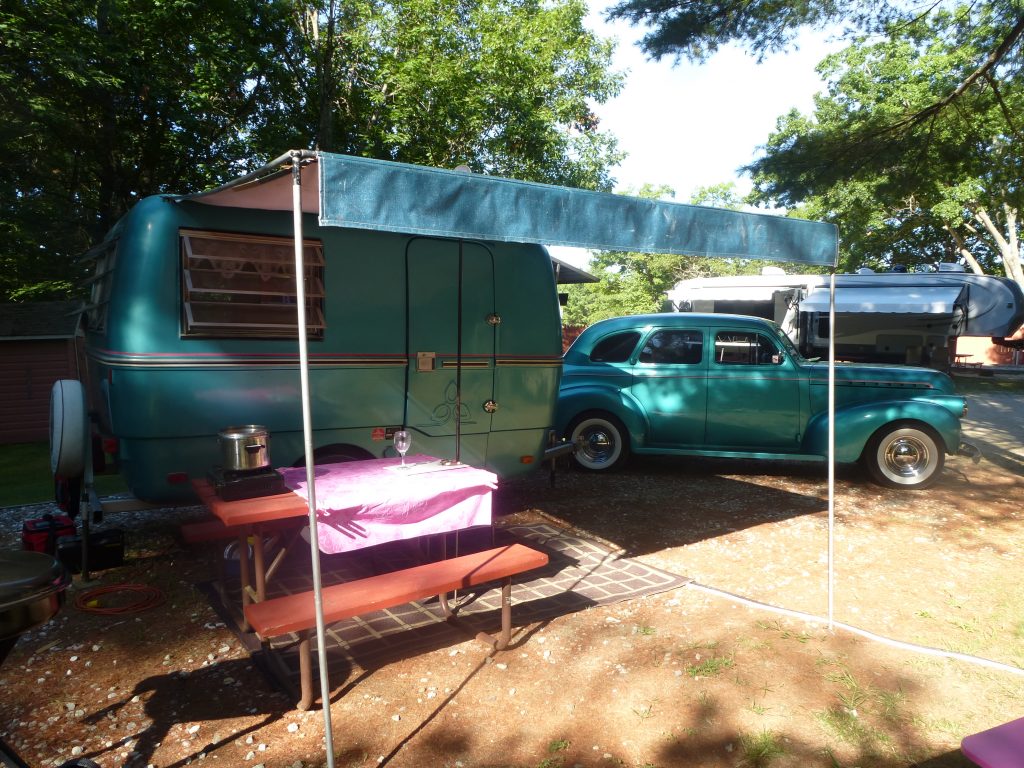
[394,429,411,468]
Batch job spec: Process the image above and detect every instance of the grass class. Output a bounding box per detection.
[687,656,734,678]
[0,441,127,507]
[739,730,785,767]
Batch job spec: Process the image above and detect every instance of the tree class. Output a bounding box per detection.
[746,5,1024,283]
[0,0,624,301]
[256,0,624,187]
[0,0,296,300]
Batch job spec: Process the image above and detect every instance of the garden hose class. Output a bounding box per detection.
[74,584,165,615]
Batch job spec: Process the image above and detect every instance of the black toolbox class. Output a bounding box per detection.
[21,514,76,555]
[56,529,126,573]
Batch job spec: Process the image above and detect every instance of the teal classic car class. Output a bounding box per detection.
[555,314,979,489]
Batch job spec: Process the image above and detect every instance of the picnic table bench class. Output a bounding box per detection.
[244,542,549,710]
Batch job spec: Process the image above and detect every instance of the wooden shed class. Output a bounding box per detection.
[0,301,83,444]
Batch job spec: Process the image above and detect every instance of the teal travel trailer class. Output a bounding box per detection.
[55,151,839,506]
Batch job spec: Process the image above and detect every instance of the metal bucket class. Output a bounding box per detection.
[218,425,271,472]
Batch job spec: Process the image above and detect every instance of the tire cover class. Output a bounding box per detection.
[50,380,87,478]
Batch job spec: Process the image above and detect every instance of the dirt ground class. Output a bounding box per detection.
[2,399,1023,768]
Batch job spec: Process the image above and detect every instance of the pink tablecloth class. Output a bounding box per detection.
[277,455,498,555]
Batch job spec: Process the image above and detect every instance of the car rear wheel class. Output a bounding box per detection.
[568,413,630,471]
[863,423,944,490]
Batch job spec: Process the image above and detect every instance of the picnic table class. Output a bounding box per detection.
[190,455,498,615]
[189,456,548,710]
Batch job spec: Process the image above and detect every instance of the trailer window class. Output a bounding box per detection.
[181,230,325,339]
[82,241,117,332]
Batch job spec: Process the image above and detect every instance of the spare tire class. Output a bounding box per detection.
[50,380,87,479]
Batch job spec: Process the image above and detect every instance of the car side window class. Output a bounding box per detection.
[638,329,703,364]
[590,331,641,363]
[714,332,782,365]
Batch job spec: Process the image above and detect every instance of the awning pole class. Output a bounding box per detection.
[827,270,836,631]
[291,151,336,765]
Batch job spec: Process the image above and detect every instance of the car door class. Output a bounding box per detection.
[704,328,801,450]
[630,327,708,446]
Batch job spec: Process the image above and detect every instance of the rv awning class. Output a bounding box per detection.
[800,285,966,314]
[180,151,839,267]
[669,285,797,303]
[551,256,597,284]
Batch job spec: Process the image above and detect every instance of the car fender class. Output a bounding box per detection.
[555,385,648,449]
[803,400,963,462]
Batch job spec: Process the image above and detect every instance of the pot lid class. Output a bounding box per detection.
[218,425,268,439]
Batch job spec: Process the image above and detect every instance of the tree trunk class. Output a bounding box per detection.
[974,205,1024,286]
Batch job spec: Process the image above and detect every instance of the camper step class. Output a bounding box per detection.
[244,542,549,710]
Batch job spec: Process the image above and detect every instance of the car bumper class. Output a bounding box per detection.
[957,441,982,463]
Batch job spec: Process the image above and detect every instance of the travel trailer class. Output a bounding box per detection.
[52,151,838,506]
[667,267,1024,365]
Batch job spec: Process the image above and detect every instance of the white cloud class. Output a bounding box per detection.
[588,2,837,199]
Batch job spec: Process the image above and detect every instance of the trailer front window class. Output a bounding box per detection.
[82,240,117,332]
[180,230,325,339]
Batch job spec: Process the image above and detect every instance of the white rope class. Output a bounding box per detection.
[687,581,1024,677]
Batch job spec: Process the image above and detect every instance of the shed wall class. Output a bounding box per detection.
[0,339,79,443]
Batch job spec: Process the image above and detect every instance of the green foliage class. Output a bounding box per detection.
[0,0,624,302]
[746,4,1024,282]
[607,0,862,62]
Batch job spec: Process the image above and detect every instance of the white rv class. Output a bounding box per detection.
[667,266,1024,365]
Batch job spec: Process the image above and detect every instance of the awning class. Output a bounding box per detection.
[181,151,839,266]
[551,256,597,284]
[669,285,796,303]
[800,285,966,314]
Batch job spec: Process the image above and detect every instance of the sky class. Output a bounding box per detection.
[552,2,841,268]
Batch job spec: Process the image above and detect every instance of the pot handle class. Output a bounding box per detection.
[245,444,265,454]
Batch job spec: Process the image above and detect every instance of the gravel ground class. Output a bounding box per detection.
[0,394,1021,768]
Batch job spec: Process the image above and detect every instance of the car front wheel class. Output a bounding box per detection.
[862,423,944,490]
[568,413,630,471]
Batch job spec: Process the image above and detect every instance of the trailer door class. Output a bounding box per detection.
[405,238,495,454]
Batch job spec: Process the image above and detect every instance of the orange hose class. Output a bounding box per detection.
[74,584,165,615]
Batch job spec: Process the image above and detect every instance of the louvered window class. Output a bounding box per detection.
[181,230,325,339]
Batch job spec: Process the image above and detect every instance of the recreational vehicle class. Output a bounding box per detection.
[668,267,1024,365]
[64,196,565,504]
[51,151,838,507]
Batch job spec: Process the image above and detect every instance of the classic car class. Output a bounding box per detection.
[555,313,980,489]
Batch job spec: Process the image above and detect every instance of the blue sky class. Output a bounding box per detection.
[552,3,840,267]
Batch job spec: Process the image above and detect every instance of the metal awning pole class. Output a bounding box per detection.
[291,151,336,766]
[827,270,836,631]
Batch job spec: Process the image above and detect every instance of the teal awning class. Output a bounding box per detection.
[179,150,838,267]
[317,153,837,266]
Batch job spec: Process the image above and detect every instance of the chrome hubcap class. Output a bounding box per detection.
[883,436,930,477]
[581,427,614,463]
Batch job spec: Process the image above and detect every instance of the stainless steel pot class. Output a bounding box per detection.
[218,424,271,472]
[1,550,70,663]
